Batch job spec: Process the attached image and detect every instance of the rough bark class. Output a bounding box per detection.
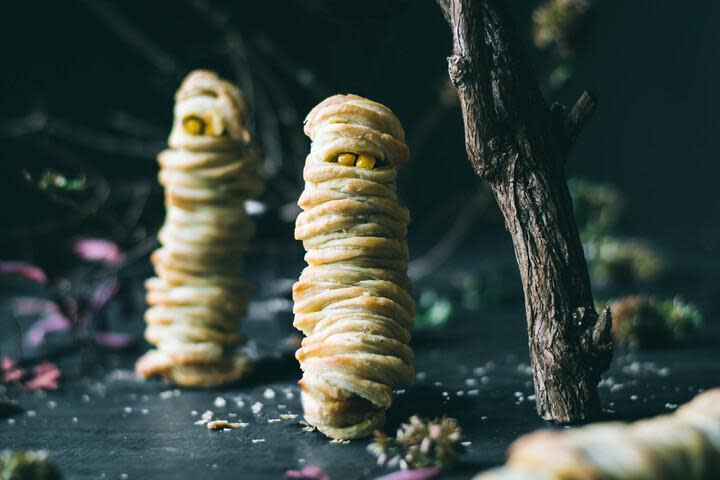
[437,0,612,423]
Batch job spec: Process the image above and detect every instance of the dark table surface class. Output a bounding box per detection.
[2,240,719,480]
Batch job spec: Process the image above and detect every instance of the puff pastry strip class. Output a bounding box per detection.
[474,388,720,480]
[293,94,415,440]
[136,70,263,387]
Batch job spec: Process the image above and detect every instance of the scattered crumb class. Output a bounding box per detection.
[251,402,263,414]
[277,404,287,410]
[481,416,488,421]
[464,378,477,387]
[120,474,128,479]
[665,402,678,410]
[207,420,249,430]
[81,394,91,403]
[395,389,406,395]
[251,438,266,443]
[263,388,276,400]
[630,395,639,401]
[433,381,443,387]
[26,410,37,417]
[268,418,281,424]
[330,439,350,444]
[214,397,227,408]
[140,408,149,415]
[300,420,316,432]
[159,389,181,400]
[233,397,246,408]
[123,407,133,414]
[228,412,237,418]
[467,390,479,396]
[72,417,78,423]
[280,413,298,420]
[456,391,465,396]
[441,391,449,397]
[195,410,214,425]
[8,419,15,425]
[191,410,198,416]
[48,401,57,408]
[461,441,472,447]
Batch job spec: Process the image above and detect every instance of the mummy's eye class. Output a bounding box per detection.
[355,154,376,170]
[337,153,357,166]
[332,153,383,169]
[182,115,207,135]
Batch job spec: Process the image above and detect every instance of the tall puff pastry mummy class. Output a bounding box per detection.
[135,70,264,387]
[293,94,415,440]
[473,388,720,480]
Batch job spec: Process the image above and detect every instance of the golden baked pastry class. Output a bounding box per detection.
[135,70,263,387]
[474,388,720,479]
[293,94,415,439]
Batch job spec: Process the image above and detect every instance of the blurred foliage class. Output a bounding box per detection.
[0,451,61,480]
[583,238,663,287]
[533,0,591,58]
[568,178,623,238]
[368,416,463,470]
[569,178,663,287]
[608,296,703,349]
[415,291,453,329]
[25,169,88,193]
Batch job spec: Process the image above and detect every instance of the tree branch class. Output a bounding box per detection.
[437,0,611,423]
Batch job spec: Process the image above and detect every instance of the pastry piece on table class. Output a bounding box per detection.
[135,70,264,387]
[293,94,415,440]
[473,388,720,480]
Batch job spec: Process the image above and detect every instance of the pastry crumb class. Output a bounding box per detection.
[207,419,248,430]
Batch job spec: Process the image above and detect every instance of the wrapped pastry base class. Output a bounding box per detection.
[136,70,263,387]
[293,94,415,439]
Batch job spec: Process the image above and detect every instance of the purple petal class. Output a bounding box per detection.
[25,362,61,390]
[24,312,72,347]
[73,238,125,265]
[11,297,56,316]
[285,466,329,480]
[0,261,48,284]
[374,468,440,480]
[94,331,133,349]
[89,277,120,311]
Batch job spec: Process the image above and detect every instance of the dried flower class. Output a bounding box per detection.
[285,465,328,480]
[368,416,464,470]
[0,450,62,480]
[72,238,125,265]
[610,296,703,349]
[24,362,61,391]
[0,262,48,284]
[373,467,439,480]
[533,0,591,58]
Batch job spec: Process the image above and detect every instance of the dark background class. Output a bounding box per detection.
[2,2,720,478]
[2,0,720,260]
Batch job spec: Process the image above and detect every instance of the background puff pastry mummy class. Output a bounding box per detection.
[474,388,720,480]
[293,94,415,440]
[135,70,264,387]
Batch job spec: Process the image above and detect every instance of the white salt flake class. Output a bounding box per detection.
[214,397,227,408]
[263,388,276,400]
[251,402,263,414]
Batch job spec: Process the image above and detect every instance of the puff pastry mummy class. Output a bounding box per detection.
[135,70,264,387]
[474,388,720,480]
[293,94,415,440]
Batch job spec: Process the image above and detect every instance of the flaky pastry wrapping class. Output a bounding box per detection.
[474,388,720,480]
[136,70,263,387]
[293,94,415,439]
